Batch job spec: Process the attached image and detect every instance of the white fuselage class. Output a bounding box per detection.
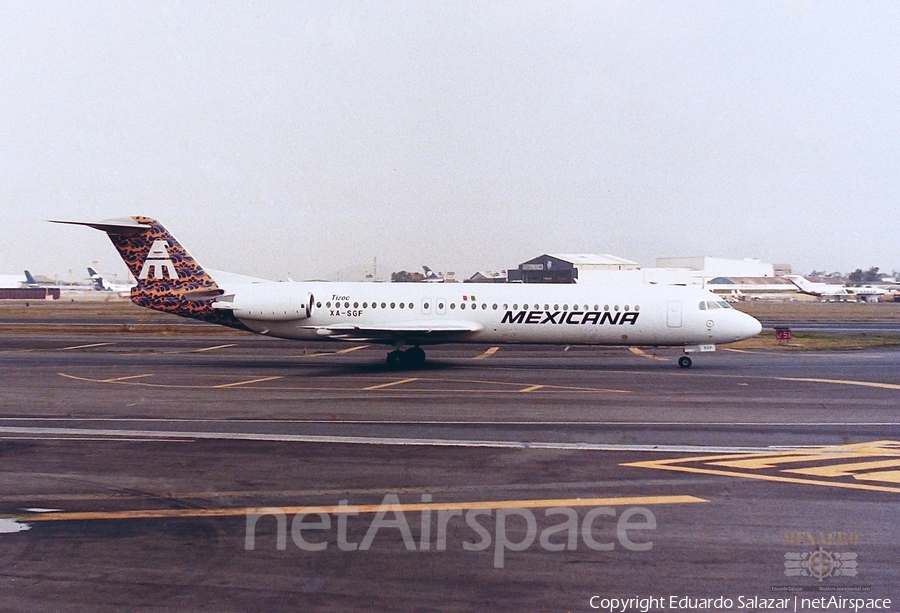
[219,280,762,347]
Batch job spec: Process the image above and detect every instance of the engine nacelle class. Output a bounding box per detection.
[216,286,314,321]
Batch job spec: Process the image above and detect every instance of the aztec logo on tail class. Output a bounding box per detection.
[138,240,179,280]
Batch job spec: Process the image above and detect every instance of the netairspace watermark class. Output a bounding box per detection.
[588,595,893,612]
[244,493,657,568]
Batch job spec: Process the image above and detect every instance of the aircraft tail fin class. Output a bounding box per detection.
[784,275,811,292]
[87,267,105,291]
[23,270,38,288]
[52,217,246,329]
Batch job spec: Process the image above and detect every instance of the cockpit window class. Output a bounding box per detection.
[716,301,732,309]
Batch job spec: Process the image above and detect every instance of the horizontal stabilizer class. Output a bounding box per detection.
[49,218,151,235]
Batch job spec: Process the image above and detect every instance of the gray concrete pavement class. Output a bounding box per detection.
[1,332,898,611]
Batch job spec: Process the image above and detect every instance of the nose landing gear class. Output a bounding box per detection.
[386,346,426,368]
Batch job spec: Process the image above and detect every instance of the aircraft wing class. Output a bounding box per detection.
[313,320,483,343]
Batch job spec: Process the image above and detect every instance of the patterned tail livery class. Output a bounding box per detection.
[55,216,249,330]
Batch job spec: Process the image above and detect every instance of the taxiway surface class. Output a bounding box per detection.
[1,330,898,611]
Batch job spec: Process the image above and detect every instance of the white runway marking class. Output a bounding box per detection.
[57,342,113,351]
[190,344,237,353]
[0,426,809,454]
[4,417,900,427]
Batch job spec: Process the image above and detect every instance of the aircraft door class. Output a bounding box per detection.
[667,301,682,328]
[436,298,446,315]
[422,298,432,315]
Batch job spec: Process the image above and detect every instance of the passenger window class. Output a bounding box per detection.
[553,304,559,310]
[450,303,456,309]
[424,302,429,309]
[513,304,518,310]
[482,303,487,310]
[381,302,386,309]
[390,302,396,309]
[326,301,331,308]
[624,305,629,311]
[492,304,498,310]
[399,303,405,309]
[316,302,322,308]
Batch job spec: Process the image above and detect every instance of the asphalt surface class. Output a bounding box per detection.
[1,330,899,612]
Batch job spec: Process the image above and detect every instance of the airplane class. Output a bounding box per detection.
[51,216,762,368]
[24,269,93,293]
[422,266,444,282]
[0,274,26,289]
[24,270,40,288]
[784,275,889,303]
[87,267,134,294]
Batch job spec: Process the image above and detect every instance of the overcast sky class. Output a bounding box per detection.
[2,1,898,282]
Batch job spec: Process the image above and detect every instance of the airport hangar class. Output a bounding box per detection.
[503,253,794,294]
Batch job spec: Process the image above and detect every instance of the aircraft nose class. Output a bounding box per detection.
[739,313,762,339]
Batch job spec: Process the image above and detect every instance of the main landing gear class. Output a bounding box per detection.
[386,346,426,368]
[677,356,693,369]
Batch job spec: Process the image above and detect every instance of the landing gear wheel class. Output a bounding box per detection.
[405,346,426,367]
[678,356,692,369]
[386,347,427,368]
[386,350,404,367]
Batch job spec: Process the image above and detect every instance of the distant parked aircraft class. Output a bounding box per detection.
[0,274,26,289]
[784,275,889,302]
[22,270,94,293]
[87,267,134,295]
[422,266,444,283]
[24,270,40,288]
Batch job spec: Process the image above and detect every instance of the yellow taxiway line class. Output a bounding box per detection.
[628,347,668,361]
[10,495,706,523]
[473,346,500,360]
[518,385,544,393]
[776,376,900,391]
[212,376,284,389]
[362,378,419,391]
